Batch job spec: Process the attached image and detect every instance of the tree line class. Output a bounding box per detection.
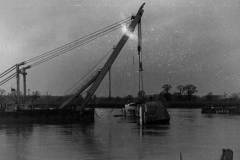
[161,84,198,101]
[2,84,240,108]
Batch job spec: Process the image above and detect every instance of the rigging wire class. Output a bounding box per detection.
[25,18,129,63]
[0,72,16,87]
[0,17,131,88]
[64,47,113,95]
[0,65,16,79]
[25,17,131,64]
[28,21,130,68]
[29,28,119,67]
[61,47,113,109]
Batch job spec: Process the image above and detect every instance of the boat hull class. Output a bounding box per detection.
[0,109,94,124]
[143,101,170,125]
[202,106,240,114]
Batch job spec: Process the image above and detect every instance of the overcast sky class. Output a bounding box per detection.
[1,0,240,96]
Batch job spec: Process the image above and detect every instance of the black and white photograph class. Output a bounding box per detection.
[0,0,239,159]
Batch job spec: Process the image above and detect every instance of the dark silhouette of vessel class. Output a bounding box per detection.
[144,101,170,124]
[124,101,170,124]
[0,107,94,124]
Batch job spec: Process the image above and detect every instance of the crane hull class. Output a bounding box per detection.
[0,108,94,124]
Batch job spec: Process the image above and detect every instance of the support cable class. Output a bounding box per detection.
[0,65,16,79]
[0,17,131,89]
[0,72,16,86]
[25,18,131,64]
[28,21,130,68]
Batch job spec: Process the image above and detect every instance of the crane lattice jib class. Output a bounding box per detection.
[59,70,100,109]
[79,3,145,109]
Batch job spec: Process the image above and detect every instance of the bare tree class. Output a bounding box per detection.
[162,84,172,94]
[0,88,6,96]
[183,84,197,100]
[31,90,40,104]
[229,93,240,100]
[176,85,184,96]
[0,88,6,103]
[161,84,172,101]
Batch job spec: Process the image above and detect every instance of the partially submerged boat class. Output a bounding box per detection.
[123,101,170,125]
[123,102,137,116]
[143,101,170,124]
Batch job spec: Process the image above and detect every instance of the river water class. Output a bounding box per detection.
[0,108,239,160]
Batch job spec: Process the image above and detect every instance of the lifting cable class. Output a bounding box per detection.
[25,17,131,68]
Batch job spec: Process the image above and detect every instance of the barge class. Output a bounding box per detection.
[0,105,94,124]
[202,105,240,114]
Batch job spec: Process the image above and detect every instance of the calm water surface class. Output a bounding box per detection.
[0,108,239,160]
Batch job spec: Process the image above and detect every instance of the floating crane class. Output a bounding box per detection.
[0,3,145,111]
[0,3,170,125]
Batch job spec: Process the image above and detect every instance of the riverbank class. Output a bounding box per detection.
[2,94,240,109]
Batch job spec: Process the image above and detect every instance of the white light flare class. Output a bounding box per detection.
[121,24,137,40]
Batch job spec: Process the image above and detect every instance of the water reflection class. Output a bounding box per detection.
[0,124,34,137]
[0,109,239,160]
[140,125,170,136]
[63,124,109,160]
[0,124,34,160]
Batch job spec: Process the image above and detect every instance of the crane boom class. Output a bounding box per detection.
[79,3,145,109]
[59,70,101,109]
